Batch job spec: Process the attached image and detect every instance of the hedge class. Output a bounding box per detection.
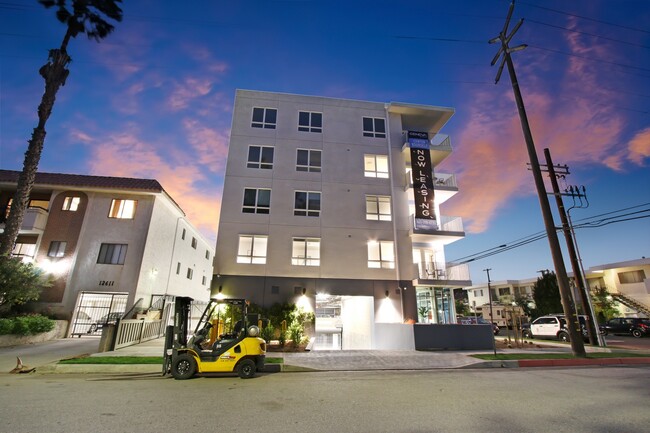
[0,315,55,336]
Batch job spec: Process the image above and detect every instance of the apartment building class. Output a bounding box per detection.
[465,257,650,318]
[0,170,213,335]
[213,90,471,349]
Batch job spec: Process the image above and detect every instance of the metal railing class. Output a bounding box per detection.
[416,262,470,281]
[114,319,164,350]
[404,171,458,189]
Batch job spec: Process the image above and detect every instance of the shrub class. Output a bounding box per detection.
[289,321,304,348]
[0,315,55,336]
[260,323,275,343]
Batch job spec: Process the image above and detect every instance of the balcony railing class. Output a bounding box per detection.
[1,207,49,232]
[410,214,464,234]
[415,262,470,281]
[404,171,458,190]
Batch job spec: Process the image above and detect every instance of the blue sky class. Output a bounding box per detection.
[1,0,648,283]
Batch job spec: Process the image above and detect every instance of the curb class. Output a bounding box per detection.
[517,357,650,368]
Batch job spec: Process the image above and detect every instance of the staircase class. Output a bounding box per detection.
[612,293,650,317]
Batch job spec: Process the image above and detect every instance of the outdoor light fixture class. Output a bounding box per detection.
[385,290,390,298]
[302,288,307,296]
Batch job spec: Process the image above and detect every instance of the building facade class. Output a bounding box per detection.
[213,90,470,349]
[465,257,650,319]
[0,170,213,335]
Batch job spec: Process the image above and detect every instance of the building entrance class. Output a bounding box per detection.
[314,294,374,350]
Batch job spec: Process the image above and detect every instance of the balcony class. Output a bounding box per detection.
[401,134,453,166]
[404,171,458,203]
[0,206,49,233]
[409,215,465,244]
[412,262,472,288]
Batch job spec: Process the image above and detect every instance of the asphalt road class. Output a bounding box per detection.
[605,334,650,351]
[1,366,648,433]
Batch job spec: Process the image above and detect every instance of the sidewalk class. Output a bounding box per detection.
[29,336,650,374]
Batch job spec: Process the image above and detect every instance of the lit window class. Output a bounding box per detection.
[237,235,268,264]
[292,238,320,266]
[242,188,271,214]
[366,195,391,221]
[364,155,389,178]
[367,240,394,269]
[294,191,320,217]
[296,149,321,172]
[251,107,277,129]
[363,117,386,138]
[108,199,137,219]
[12,240,36,260]
[47,241,67,258]
[97,243,128,265]
[298,111,322,133]
[187,268,193,280]
[247,146,274,169]
[62,196,80,211]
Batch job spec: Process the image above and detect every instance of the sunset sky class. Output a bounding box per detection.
[1,0,648,283]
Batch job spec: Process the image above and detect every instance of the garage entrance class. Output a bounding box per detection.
[314,295,374,350]
[69,292,128,337]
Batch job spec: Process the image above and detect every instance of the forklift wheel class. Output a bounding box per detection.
[237,359,256,379]
[171,354,197,380]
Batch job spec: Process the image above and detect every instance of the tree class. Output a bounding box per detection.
[0,0,123,257]
[532,271,563,318]
[0,257,52,316]
[590,286,619,323]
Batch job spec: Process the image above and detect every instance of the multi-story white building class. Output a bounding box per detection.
[465,257,650,319]
[0,170,213,335]
[213,90,470,349]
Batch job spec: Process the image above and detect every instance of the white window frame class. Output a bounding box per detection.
[237,235,268,264]
[364,154,389,178]
[97,243,128,265]
[62,196,80,211]
[298,111,322,133]
[242,188,271,214]
[251,107,277,129]
[362,117,386,138]
[108,199,137,219]
[366,195,391,221]
[294,191,321,217]
[367,240,395,269]
[296,149,322,172]
[47,241,67,258]
[247,145,274,169]
[292,238,320,266]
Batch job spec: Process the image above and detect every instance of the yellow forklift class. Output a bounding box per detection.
[163,297,266,379]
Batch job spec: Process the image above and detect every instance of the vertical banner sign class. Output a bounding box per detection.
[408,131,438,230]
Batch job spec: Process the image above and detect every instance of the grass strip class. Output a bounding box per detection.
[59,356,284,365]
[472,352,649,361]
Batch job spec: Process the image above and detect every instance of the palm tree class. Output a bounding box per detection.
[0,0,122,257]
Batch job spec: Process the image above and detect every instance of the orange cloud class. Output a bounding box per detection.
[83,129,221,243]
[627,127,650,166]
[168,77,214,111]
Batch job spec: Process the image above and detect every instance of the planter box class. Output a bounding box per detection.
[0,320,68,348]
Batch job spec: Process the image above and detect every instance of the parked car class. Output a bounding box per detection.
[599,318,650,338]
[88,312,124,333]
[458,316,500,335]
[523,314,589,342]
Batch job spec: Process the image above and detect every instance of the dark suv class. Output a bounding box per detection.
[599,317,650,338]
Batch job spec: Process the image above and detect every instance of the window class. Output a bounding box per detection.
[247,146,274,169]
[251,107,277,129]
[237,235,268,264]
[242,188,271,214]
[294,191,321,217]
[364,154,389,178]
[97,243,128,265]
[296,149,321,172]
[367,240,394,269]
[292,238,320,266]
[191,237,197,249]
[618,270,646,284]
[202,276,207,286]
[205,250,210,260]
[176,262,181,275]
[363,117,386,138]
[62,196,80,211]
[366,195,391,221]
[108,199,137,219]
[47,241,67,258]
[477,290,484,297]
[186,268,193,280]
[298,111,322,133]
[181,229,186,240]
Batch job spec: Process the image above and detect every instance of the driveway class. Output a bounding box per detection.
[0,337,100,373]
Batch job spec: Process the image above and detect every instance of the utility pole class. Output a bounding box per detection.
[489,1,586,357]
[542,148,601,346]
[484,268,497,357]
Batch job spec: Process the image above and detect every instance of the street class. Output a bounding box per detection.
[1,366,648,433]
